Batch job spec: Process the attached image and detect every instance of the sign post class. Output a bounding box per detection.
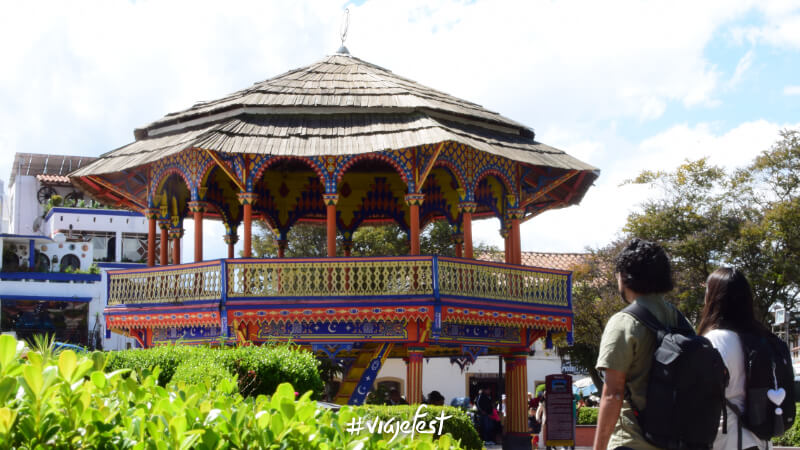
[545,374,575,449]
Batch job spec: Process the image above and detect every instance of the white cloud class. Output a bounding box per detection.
[731,2,800,48]
[784,85,800,95]
[728,49,754,88]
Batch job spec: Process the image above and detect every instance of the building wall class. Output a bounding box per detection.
[9,176,39,235]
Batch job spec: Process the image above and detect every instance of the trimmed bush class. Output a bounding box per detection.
[352,404,481,450]
[172,359,233,388]
[0,335,461,448]
[577,407,598,425]
[104,343,325,399]
[773,403,800,446]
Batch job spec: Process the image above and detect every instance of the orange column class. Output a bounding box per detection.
[145,209,159,267]
[158,219,170,265]
[405,194,424,255]
[323,194,339,257]
[510,209,523,265]
[170,226,183,265]
[459,202,476,259]
[502,227,511,263]
[406,346,426,404]
[223,232,238,259]
[188,201,205,262]
[453,233,463,258]
[504,350,530,436]
[237,192,257,258]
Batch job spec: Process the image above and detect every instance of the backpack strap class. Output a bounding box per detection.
[622,303,667,341]
[726,399,743,450]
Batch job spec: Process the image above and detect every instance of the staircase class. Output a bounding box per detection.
[334,343,394,405]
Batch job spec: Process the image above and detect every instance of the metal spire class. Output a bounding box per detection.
[337,8,350,54]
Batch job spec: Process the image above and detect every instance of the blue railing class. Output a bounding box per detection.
[0,272,101,283]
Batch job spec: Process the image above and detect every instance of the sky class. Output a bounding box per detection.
[1,0,799,261]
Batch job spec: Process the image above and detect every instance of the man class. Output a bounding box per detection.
[387,387,408,405]
[475,387,494,443]
[593,238,681,450]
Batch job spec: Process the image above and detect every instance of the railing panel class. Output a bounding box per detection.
[108,262,222,306]
[227,258,434,298]
[437,259,570,307]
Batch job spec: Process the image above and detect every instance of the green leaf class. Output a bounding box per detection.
[57,350,77,380]
[91,371,106,389]
[0,335,18,372]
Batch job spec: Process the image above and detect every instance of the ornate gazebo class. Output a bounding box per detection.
[70,49,598,441]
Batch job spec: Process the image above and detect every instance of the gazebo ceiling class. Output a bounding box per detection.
[71,53,597,178]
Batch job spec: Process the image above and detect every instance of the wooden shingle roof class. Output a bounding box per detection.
[72,53,598,179]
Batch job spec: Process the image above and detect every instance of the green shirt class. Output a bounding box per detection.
[595,294,681,450]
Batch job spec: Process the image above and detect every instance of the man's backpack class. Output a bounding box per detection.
[725,330,795,449]
[623,303,729,450]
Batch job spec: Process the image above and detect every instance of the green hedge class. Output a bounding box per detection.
[352,404,481,450]
[0,335,461,449]
[773,403,800,446]
[105,343,324,399]
[577,407,598,425]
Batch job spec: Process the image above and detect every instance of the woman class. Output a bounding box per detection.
[697,267,771,450]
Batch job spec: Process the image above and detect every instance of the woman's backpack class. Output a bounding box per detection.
[623,303,729,450]
[725,330,795,449]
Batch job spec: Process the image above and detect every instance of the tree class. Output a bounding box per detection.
[558,240,626,389]
[250,219,498,257]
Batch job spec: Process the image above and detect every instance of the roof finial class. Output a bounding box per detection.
[337,8,350,55]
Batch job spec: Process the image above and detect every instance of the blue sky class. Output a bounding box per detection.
[1,0,798,260]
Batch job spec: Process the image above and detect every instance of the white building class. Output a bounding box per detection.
[0,152,154,350]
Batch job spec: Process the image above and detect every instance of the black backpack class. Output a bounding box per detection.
[724,330,795,449]
[623,303,729,450]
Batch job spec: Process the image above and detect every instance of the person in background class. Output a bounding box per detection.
[697,268,773,450]
[427,390,445,406]
[387,387,408,406]
[535,392,546,449]
[475,387,494,444]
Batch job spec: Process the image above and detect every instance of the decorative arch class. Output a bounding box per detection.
[251,156,327,191]
[472,168,515,205]
[335,152,413,193]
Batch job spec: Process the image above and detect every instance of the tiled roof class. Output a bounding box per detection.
[478,251,589,271]
[36,174,72,185]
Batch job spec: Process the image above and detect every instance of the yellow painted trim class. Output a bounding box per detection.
[416,142,446,190]
[203,148,246,192]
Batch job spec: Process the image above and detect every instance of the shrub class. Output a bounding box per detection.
[352,404,481,450]
[773,403,800,446]
[105,342,324,399]
[577,406,598,425]
[172,359,233,388]
[0,335,461,449]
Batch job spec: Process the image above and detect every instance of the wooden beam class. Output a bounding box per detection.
[86,176,146,210]
[521,170,578,209]
[203,148,246,192]
[416,141,445,191]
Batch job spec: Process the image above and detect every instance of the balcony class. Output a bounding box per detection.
[105,257,573,338]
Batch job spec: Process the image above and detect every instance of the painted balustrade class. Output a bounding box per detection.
[106,256,570,308]
[226,257,434,298]
[437,257,571,307]
[107,261,222,305]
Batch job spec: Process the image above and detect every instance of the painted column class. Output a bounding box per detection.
[145,208,159,267]
[28,239,35,269]
[237,192,257,258]
[223,233,238,259]
[277,238,288,258]
[169,226,183,265]
[459,202,477,259]
[509,209,523,265]
[342,239,353,257]
[188,201,205,262]
[501,225,511,263]
[454,234,463,258]
[158,219,170,266]
[114,231,123,263]
[323,194,339,257]
[405,194,425,256]
[406,346,426,405]
[504,350,530,436]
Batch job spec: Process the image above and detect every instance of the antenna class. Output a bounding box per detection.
[337,8,350,54]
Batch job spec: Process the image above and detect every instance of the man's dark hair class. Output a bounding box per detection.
[614,238,674,294]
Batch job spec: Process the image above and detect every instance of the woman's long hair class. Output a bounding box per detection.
[697,267,769,336]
